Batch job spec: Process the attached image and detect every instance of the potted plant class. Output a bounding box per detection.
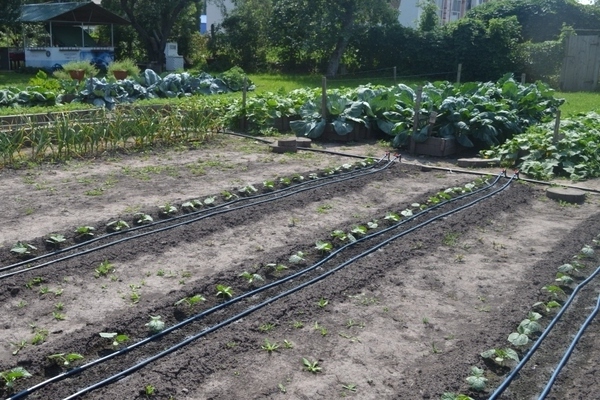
[107,58,140,80]
[61,60,99,82]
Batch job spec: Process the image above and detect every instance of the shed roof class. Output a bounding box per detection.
[20,2,129,25]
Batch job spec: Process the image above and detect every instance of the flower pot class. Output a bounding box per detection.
[112,70,128,80]
[68,69,85,82]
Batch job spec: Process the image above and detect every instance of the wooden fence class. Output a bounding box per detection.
[560,35,600,92]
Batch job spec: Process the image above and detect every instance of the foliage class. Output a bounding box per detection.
[60,61,99,78]
[145,315,165,333]
[465,366,487,391]
[11,242,37,258]
[107,58,141,79]
[216,284,233,299]
[482,112,600,180]
[47,353,84,366]
[0,367,31,388]
[0,86,58,108]
[480,348,520,366]
[302,358,322,373]
[99,332,130,346]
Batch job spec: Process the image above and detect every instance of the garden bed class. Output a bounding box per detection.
[0,134,599,399]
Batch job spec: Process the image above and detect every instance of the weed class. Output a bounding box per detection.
[39,286,50,295]
[443,232,459,246]
[431,342,442,354]
[317,298,329,308]
[144,384,155,396]
[156,269,166,277]
[54,302,64,311]
[422,317,430,325]
[95,260,115,278]
[454,254,465,263]
[292,320,304,329]
[259,323,275,332]
[261,339,279,353]
[346,319,364,328]
[283,339,294,349]
[342,383,357,393]
[316,204,333,213]
[30,328,48,345]
[25,277,44,289]
[16,300,27,308]
[302,358,322,373]
[52,312,66,321]
[10,340,27,356]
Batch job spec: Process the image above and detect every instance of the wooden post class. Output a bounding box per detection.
[410,86,423,155]
[393,66,397,85]
[456,63,462,84]
[241,77,247,132]
[321,76,328,122]
[427,111,438,136]
[553,110,561,144]
[521,73,526,85]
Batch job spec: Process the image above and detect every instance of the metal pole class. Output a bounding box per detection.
[456,63,462,84]
[321,76,328,121]
[393,66,397,85]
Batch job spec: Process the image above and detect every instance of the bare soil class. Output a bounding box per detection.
[1,134,599,400]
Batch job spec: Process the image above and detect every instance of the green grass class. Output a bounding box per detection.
[556,91,600,117]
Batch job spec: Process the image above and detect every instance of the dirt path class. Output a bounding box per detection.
[1,134,599,400]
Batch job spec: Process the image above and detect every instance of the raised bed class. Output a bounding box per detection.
[411,137,457,157]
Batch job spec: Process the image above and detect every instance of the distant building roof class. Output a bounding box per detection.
[20,2,129,25]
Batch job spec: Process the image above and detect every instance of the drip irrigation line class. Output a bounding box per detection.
[489,265,600,400]
[9,173,503,400]
[0,154,390,277]
[59,174,515,400]
[538,286,600,399]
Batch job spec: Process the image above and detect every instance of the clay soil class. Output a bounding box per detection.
[1,134,599,400]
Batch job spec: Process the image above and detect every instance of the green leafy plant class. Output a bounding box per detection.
[145,315,165,333]
[10,340,27,356]
[221,191,238,201]
[465,366,487,391]
[302,358,322,374]
[106,220,130,232]
[0,367,32,388]
[107,58,140,79]
[315,240,333,253]
[289,251,305,264]
[158,202,177,216]
[134,213,153,225]
[74,225,95,240]
[261,339,279,353]
[555,272,574,285]
[351,225,368,236]
[46,234,66,248]
[367,220,378,229]
[47,352,84,366]
[30,328,48,345]
[480,348,520,366]
[238,184,258,195]
[279,177,292,186]
[52,311,66,321]
[204,196,217,206]
[239,271,264,284]
[99,332,130,347]
[441,393,474,400]
[266,263,288,275]
[578,245,595,259]
[11,242,37,258]
[259,322,275,332]
[543,284,566,299]
[317,298,329,308]
[95,260,115,278]
[181,200,203,213]
[533,300,562,314]
[174,294,206,307]
[216,284,233,299]
[384,212,401,223]
[143,384,155,396]
[262,180,275,191]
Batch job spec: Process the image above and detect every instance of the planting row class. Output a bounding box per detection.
[0,175,496,397]
[2,158,379,264]
[443,237,599,400]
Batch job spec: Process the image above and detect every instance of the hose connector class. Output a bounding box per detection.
[513,169,520,179]
[501,168,507,178]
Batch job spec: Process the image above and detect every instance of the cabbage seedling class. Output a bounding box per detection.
[46,234,66,248]
[204,196,216,206]
[99,332,129,347]
[239,271,264,284]
[238,184,258,195]
[533,300,561,314]
[441,393,474,400]
[508,325,531,347]
[578,245,595,259]
[95,260,115,278]
[384,212,400,223]
[518,312,543,335]
[216,284,233,299]
[292,174,304,182]
[74,226,95,239]
[400,208,413,217]
[266,263,288,275]
[351,225,368,236]
[106,220,129,233]
[555,272,574,285]
[11,242,37,258]
[263,180,275,191]
[279,177,292,186]
[158,203,177,216]
[315,240,333,253]
[0,367,31,388]
[465,366,487,391]
[174,294,206,307]
[181,200,202,212]
[47,353,84,366]
[134,213,153,225]
[221,191,237,201]
[317,298,329,308]
[302,358,322,373]
[289,251,305,264]
[145,315,165,333]
[308,173,318,180]
[480,348,519,366]
[543,284,566,299]
[367,220,378,229]
[331,230,349,241]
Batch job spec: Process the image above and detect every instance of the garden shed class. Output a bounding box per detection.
[18,1,129,71]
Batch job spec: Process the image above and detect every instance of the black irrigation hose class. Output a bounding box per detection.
[538,276,600,399]
[9,173,504,400]
[0,155,391,278]
[61,173,515,400]
[489,265,600,400]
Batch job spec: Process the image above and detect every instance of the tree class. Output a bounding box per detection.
[0,0,21,26]
[269,0,399,76]
[117,0,199,66]
[418,0,440,32]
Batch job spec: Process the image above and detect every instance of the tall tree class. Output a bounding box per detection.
[117,0,198,66]
[0,0,21,26]
[269,0,399,76]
